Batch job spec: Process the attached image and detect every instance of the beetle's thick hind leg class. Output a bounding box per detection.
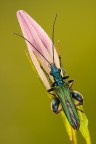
[71,91,84,106]
[51,98,62,114]
[71,91,84,113]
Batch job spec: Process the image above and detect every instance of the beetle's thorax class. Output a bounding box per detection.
[50,64,64,86]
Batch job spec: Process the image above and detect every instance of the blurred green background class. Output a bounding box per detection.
[0,0,96,144]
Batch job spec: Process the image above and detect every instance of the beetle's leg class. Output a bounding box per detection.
[40,65,56,87]
[76,108,84,113]
[51,82,55,87]
[47,90,56,97]
[57,41,65,71]
[71,91,83,106]
[68,79,74,88]
[51,98,62,114]
[57,41,68,76]
[59,56,67,76]
[57,40,62,67]
[63,75,70,80]
[47,87,55,92]
[40,65,52,85]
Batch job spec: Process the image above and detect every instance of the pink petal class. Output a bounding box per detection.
[22,10,60,68]
[16,10,62,89]
[17,10,50,73]
[28,51,51,90]
[17,10,60,70]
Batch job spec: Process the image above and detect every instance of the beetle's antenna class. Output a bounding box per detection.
[13,33,51,65]
[52,14,57,64]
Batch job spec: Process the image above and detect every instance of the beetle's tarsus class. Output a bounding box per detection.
[76,108,84,113]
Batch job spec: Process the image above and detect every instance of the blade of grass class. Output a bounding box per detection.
[78,106,91,144]
[61,111,77,144]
